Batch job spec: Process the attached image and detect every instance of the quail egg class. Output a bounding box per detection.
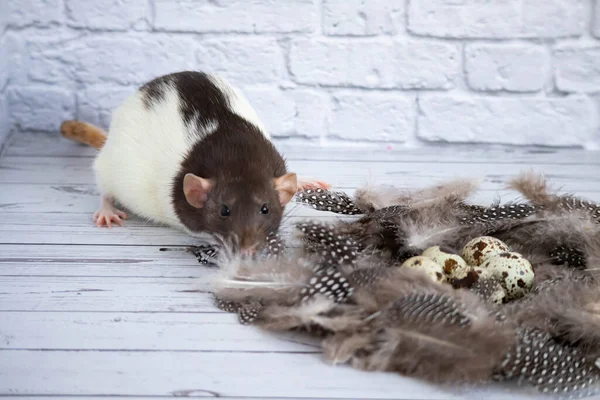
[481,252,534,300]
[422,246,470,280]
[461,236,511,266]
[401,256,446,283]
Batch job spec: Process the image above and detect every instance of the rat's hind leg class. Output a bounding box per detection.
[297,178,332,191]
[94,194,128,228]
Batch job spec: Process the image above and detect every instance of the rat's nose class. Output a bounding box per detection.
[241,247,256,257]
[239,230,258,257]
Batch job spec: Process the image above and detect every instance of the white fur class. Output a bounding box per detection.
[93,73,269,230]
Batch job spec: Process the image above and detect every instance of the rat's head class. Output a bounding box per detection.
[181,172,297,255]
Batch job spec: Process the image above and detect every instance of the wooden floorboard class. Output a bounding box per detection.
[0,350,547,399]
[0,312,320,352]
[0,132,598,399]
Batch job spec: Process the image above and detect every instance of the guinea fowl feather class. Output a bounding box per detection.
[458,201,540,225]
[323,278,515,385]
[488,214,600,268]
[198,173,600,398]
[295,188,364,215]
[505,275,600,359]
[497,327,600,399]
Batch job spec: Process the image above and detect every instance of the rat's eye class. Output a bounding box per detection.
[260,204,269,215]
[220,205,230,217]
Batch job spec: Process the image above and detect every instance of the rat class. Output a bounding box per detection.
[60,71,330,255]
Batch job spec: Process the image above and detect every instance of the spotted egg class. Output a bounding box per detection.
[401,256,446,283]
[461,236,511,266]
[481,252,534,300]
[422,246,470,280]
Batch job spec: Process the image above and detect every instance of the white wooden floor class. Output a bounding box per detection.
[1,132,600,400]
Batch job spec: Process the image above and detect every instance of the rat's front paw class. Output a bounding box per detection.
[93,208,128,228]
[298,179,332,191]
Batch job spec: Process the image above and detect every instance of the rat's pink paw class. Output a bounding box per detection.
[298,179,332,191]
[93,208,128,228]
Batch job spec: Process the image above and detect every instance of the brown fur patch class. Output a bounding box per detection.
[60,120,107,150]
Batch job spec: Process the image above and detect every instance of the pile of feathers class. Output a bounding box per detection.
[195,171,600,399]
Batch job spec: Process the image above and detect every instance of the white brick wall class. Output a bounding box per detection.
[1,11,10,146]
[1,0,600,149]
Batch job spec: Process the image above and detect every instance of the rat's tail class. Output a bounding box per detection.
[60,120,107,150]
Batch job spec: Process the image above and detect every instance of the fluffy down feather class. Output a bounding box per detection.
[322,277,515,385]
[210,250,315,305]
[353,178,480,211]
[488,214,600,269]
[505,274,600,359]
[297,188,545,261]
[200,172,600,398]
[508,171,600,223]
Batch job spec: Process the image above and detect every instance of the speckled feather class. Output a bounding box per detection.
[296,221,362,265]
[207,176,600,398]
[186,231,285,265]
[508,171,600,224]
[295,188,364,215]
[497,328,600,399]
[323,288,514,385]
[556,197,600,223]
[299,266,354,303]
[459,202,540,225]
[263,231,285,257]
[187,244,219,265]
[471,277,506,304]
[550,245,587,270]
[386,292,473,327]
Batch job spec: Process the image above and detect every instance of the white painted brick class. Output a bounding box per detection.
[323,0,403,36]
[3,0,63,27]
[9,86,75,132]
[0,33,26,87]
[77,86,135,130]
[521,0,584,38]
[242,87,328,138]
[197,38,285,85]
[65,0,148,31]
[0,34,8,92]
[408,0,584,39]
[329,92,414,142]
[0,95,10,146]
[11,30,83,86]
[0,9,6,35]
[290,38,459,89]
[291,90,329,138]
[554,44,600,93]
[465,44,549,92]
[154,0,316,33]
[594,0,600,38]
[243,87,296,136]
[37,35,196,85]
[418,95,597,147]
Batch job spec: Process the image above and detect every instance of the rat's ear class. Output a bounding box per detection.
[183,173,214,209]
[274,172,298,206]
